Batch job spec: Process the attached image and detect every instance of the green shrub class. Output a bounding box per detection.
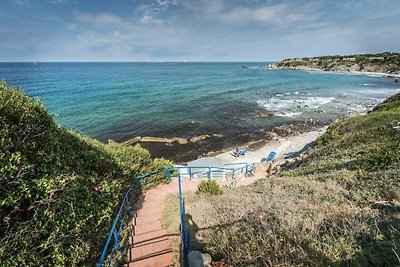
[197,180,223,195]
[0,81,172,266]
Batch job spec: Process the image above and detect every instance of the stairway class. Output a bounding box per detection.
[124,165,267,266]
[125,184,175,267]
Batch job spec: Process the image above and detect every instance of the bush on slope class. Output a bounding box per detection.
[0,81,172,266]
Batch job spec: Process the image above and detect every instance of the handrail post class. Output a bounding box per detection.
[246,164,248,174]
[178,175,189,266]
[208,167,211,179]
[189,167,192,180]
[166,168,172,182]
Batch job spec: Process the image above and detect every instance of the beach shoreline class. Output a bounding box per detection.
[188,125,328,167]
[127,119,330,164]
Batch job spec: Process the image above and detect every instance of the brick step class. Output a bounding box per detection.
[133,235,169,248]
[134,201,163,210]
[127,251,173,267]
[129,239,171,262]
[131,229,169,247]
[135,207,164,217]
[134,221,164,235]
[133,215,162,226]
[133,211,163,220]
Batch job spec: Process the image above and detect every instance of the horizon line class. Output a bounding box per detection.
[0,60,276,63]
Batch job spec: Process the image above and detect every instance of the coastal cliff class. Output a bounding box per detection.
[268,52,400,76]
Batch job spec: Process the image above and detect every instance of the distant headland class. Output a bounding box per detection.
[267,52,400,79]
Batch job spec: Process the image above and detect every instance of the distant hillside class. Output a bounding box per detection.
[268,52,400,75]
[171,92,400,266]
[0,81,172,266]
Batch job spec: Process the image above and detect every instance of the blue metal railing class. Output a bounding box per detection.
[97,163,255,267]
[97,168,169,267]
[178,174,190,266]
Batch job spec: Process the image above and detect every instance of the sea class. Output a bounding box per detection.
[1,62,399,162]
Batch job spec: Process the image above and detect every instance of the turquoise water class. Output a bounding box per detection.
[1,62,399,161]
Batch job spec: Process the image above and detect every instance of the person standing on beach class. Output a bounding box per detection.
[266,162,273,175]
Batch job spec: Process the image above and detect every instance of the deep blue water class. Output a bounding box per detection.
[1,62,399,161]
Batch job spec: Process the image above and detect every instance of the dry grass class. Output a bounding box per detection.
[164,177,400,266]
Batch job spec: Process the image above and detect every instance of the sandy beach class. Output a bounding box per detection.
[188,126,328,166]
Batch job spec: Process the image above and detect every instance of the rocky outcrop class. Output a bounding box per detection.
[171,137,188,144]
[121,134,210,146]
[264,131,279,140]
[121,136,142,146]
[267,52,400,77]
[189,134,210,143]
[188,251,212,267]
[141,137,172,143]
[252,112,275,118]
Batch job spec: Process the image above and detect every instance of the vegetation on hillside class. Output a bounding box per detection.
[270,52,400,73]
[0,81,172,266]
[165,92,400,266]
[197,180,223,195]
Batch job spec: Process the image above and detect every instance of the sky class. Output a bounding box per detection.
[0,0,399,62]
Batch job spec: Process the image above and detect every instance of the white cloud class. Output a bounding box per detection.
[157,0,178,9]
[48,0,70,4]
[221,4,288,24]
[140,15,163,25]
[72,11,125,27]
[10,0,31,6]
[66,23,78,31]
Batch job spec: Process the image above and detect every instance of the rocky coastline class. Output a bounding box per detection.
[120,102,381,164]
[267,52,400,79]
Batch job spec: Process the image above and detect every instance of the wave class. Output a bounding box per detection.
[274,111,302,117]
[257,96,335,111]
[360,83,378,87]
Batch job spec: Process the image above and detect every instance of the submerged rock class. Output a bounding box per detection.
[123,136,190,145]
[121,136,142,146]
[258,112,275,118]
[190,134,210,143]
[141,136,172,143]
[171,137,188,145]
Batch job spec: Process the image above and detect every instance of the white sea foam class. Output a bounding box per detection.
[275,111,303,117]
[257,96,335,111]
[361,83,378,87]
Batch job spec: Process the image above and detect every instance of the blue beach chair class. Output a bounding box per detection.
[261,151,277,162]
[239,148,248,156]
[231,145,248,157]
[266,151,277,162]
